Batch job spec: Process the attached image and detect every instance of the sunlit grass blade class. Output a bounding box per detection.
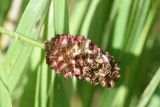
[1,0,51,93]
[80,0,100,37]
[39,16,50,107]
[54,0,69,34]
[133,1,158,55]
[34,12,51,107]
[47,71,55,107]
[34,63,41,107]
[0,80,12,107]
[126,0,151,54]
[137,67,160,107]
[0,67,9,91]
[40,46,48,104]
[17,66,37,107]
[47,2,55,39]
[112,0,132,50]
[0,65,12,107]
[70,0,90,35]
[35,56,48,107]
[147,95,160,107]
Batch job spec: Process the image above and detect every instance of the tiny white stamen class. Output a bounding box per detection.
[71,60,75,64]
[61,40,67,45]
[85,40,91,49]
[102,55,109,63]
[85,49,92,54]
[58,56,63,61]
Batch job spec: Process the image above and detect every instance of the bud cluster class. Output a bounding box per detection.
[45,34,120,88]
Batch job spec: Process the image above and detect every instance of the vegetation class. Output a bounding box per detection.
[0,0,160,107]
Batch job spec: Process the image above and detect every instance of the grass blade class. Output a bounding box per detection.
[80,0,100,37]
[137,67,160,107]
[126,0,151,54]
[54,0,69,34]
[112,0,132,50]
[70,0,90,35]
[1,0,51,93]
[0,66,12,107]
[133,1,158,55]
[0,80,12,107]
[34,63,41,107]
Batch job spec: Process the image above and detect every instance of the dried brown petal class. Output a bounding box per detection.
[45,34,120,88]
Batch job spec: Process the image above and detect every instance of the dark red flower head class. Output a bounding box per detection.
[45,34,120,88]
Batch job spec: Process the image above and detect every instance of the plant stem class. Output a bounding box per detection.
[0,26,45,49]
[137,67,160,107]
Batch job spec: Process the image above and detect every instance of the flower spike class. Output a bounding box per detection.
[45,34,120,88]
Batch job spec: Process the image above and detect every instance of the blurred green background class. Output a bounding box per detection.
[0,0,160,107]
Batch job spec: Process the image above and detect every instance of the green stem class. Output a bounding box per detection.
[137,67,160,107]
[0,26,45,49]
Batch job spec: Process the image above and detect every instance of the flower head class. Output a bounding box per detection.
[45,34,120,88]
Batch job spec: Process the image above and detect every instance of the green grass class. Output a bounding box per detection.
[0,0,160,107]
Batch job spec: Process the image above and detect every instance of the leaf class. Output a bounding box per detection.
[53,0,69,34]
[1,0,51,93]
[137,67,160,107]
[0,80,12,107]
[80,0,101,37]
[126,0,151,54]
[0,70,12,107]
[70,0,91,35]
[112,0,132,50]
